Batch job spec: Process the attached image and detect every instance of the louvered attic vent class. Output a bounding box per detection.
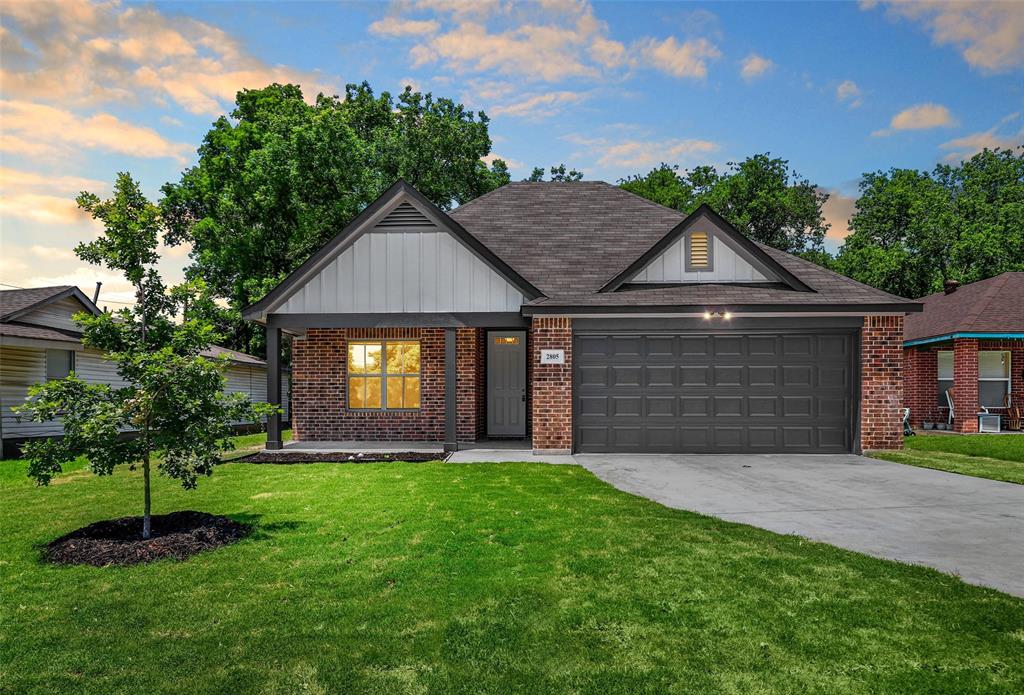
[376,201,435,227]
[689,231,709,268]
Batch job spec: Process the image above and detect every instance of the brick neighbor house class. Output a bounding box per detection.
[244,181,921,454]
[903,273,1024,433]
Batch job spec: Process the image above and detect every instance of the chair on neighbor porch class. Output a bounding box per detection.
[945,388,955,428]
[902,407,914,436]
[1004,394,1022,432]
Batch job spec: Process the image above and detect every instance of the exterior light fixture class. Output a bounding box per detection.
[703,310,732,320]
[703,311,712,319]
[723,312,732,320]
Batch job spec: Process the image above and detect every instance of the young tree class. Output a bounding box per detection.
[620,154,829,255]
[17,173,275,539]
[161,82,510,355]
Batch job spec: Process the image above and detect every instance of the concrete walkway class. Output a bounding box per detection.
[574,453,1024,597]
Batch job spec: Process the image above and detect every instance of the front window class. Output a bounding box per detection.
[979,351,1011,409]
[936,350,1011,409]
[347,340,420,410]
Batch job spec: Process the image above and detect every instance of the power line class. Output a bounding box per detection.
[0,282,137,306]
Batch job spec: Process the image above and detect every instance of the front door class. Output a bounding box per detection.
[487,331,527,437]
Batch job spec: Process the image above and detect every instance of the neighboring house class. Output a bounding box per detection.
[903,273,1024,432]
[245,180,921,455]
[0,285,289,457]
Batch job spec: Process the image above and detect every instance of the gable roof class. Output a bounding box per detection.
[0,286,99,323]
[904,272,1024,343]
[598,204,812,293]
[243,180,543,320]
[448,182,918,312]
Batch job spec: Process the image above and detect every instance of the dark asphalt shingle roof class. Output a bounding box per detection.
[449,181,914,308]
[0,323,81,343]
[0,286,80,321]
[904,273,1024,342]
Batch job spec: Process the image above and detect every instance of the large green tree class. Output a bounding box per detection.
[18,173,274,539]
[620,154,829,254]
[835,147,1024,298]
[161,82,510,354]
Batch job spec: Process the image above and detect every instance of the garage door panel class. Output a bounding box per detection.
[574,330,855,454]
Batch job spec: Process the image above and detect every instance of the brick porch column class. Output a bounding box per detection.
[531,317,572,453]
[952,337,979,433]
[860,315,904,450]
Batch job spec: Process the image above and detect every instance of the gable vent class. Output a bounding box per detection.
[689,231,709,268]
[376,201,435,228]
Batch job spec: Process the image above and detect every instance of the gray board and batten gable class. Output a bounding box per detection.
[243,181,542,324]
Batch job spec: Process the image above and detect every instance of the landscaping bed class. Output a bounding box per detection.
[238,451,442,464]
[43,511,251,567]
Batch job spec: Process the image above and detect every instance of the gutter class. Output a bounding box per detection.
[904,332,1024,347]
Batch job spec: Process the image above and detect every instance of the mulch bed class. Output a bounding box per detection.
[43,511,251,567]
[237,452,444,464]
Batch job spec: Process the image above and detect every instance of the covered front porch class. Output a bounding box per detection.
[904,336,1023,433]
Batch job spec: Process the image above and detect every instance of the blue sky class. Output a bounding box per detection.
[2,0,1021,306]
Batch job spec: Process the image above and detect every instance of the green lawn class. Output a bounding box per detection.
[872,434,1024,484]
[1,443,1022,693]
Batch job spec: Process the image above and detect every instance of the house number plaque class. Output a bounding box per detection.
[540,349,565,365]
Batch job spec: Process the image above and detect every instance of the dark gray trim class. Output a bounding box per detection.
[852,327,863,455]
[266,326,282,451]
[524,303,923,315]
[573,316,865,331]
[268,312,528,329]
[598,204,814,294]
[243,180,543,319]
[444,328,457,452]
[684,229,713,273]
[1,286,101,323]
[344,338,422,412]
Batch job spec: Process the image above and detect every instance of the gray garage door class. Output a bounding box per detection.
[574,331,856,453]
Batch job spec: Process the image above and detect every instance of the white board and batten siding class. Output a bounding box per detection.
[631,233,771,284]
[276,201,525,314]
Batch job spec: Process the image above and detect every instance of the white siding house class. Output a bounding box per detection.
[1,286,288,457]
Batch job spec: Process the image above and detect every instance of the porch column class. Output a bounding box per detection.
[266,325,283,450]
[952,337,979,433]
[444,328,457,452]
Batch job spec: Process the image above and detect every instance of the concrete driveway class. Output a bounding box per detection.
[574,453,1024,597]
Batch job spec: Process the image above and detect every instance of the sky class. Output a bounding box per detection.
[1,0,1022,308]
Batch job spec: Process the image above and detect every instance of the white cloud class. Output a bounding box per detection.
[567,133,719,170]
[863,0,1024,73]
[488,90,589,119]
[636,37,720,79]
[369,16,440,37]
[0,100,192,162]
[481,152,523,169]
[836,79,863,108]
[819,188,857,244]
[1,0,337,116]
[0,166,106,225]
[872,102,956,136]
[939,113,1024,161]
[740,53,774,81]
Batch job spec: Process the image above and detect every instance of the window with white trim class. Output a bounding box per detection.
[937,350,953,407]
[979,351,1011,409]
[347,340,420,410]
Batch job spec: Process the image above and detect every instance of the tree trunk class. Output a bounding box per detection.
[142,449,152,540]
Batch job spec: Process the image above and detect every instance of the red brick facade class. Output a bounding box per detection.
[904,338,1023,430]
[291,328,446,442]
[456,327,487,442]
[530,317,573,452]
[860,315,904,451]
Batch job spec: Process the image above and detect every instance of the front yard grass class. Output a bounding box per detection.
[1,448,1022,693]
[871,433,1024,484]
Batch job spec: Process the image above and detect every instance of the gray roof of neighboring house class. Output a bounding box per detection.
[449,181,916,310]
[1,285,267,366]
[904,272,1024,342]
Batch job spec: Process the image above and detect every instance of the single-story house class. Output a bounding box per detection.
[0,285,289,457]
[244,180,921,454]
[903,273,1023,432]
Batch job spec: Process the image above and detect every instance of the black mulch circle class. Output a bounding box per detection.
[237,452,443,464]
[43,511,251,567]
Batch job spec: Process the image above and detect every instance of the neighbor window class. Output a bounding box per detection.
[45,349,74,381]
[347,340,420,410]
[979,351,1011,409]
[686,230,712,271]
[936,349,1011,409]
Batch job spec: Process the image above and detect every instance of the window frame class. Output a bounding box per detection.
[936,350,953,407]
[45,349,75,382]
[346,339,421,412]
[978,350,1011,409]
[685,230,714,273]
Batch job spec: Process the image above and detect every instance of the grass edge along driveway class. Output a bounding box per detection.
[870,433,1024,484]
[1,457,1022,694]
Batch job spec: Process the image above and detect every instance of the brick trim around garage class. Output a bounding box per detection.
[530,317,572,453]
[860,315,904,451]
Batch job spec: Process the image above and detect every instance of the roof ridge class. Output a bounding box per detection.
[606,183,688,218]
